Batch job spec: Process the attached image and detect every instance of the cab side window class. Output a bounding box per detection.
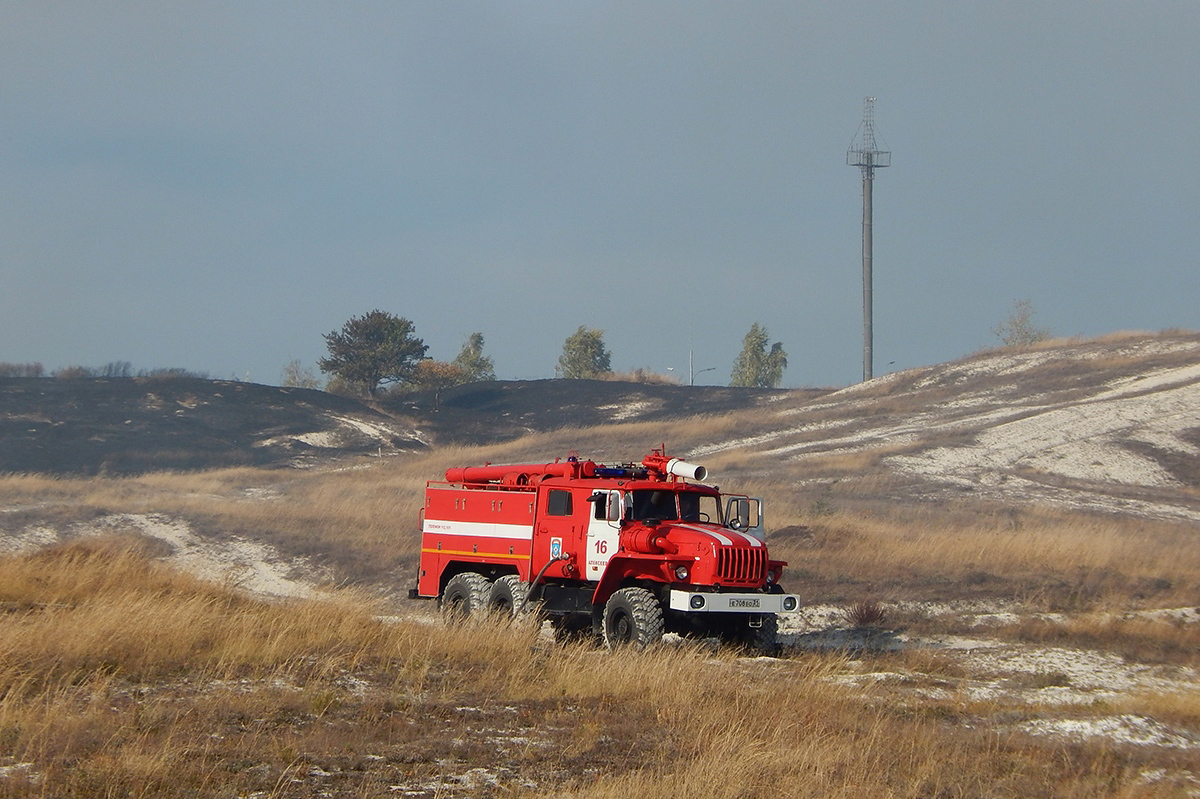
[678,492,699,521]
[547,489,573,517]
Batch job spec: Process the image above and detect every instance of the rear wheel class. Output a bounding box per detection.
[441,572,491,621]
[603,587,664,650]
[487,574,529,618]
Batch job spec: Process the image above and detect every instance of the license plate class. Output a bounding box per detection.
[729,598,760,608]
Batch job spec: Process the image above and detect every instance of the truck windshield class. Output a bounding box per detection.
[629,490,677,521]
[628,490,720,523]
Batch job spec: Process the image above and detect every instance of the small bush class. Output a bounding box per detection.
[138,367,210,380]
[599,368,682,385]
[53,365,96,379]
[842,599,888,628]
[100,361,134,378]
[0,362,45,377]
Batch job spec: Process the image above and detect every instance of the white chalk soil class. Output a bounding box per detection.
[1,512,327,600]
[693,334,1200,524]
[777,601,1200,757]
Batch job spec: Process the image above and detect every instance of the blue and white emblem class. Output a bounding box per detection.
[550,537,563,559]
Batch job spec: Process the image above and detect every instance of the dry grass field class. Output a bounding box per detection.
[2,331,1199,796]
[1,536,1196,798]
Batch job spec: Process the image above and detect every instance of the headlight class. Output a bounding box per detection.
[674,565,690,580]
[765,570,776,585]
[783,596,798,611]
[689,594,706,609]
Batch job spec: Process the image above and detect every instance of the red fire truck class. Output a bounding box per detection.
[411,448,798,651]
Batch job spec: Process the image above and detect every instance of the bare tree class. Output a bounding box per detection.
[0,363,45,377]
[101,361,133,378]
[993,299,1051,347]
[281,360,322,389]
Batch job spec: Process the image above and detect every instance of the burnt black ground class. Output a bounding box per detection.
[0,377,414,475]
[394,379,826,445]
[1,376,824,476]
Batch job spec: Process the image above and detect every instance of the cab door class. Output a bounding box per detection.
[585,490,621,580]
[533,486,588,576]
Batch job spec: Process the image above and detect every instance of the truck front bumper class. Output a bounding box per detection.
[668,590,799,614]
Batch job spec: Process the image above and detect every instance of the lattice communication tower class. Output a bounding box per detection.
[847,97,890,381]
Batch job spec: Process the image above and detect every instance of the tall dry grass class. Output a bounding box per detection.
[0,537,389,687]
[4,430,1196,612]
[761,500,1200,604]
[0,463,428,583]
[1,538,1190,798]
[997,611,1200,667]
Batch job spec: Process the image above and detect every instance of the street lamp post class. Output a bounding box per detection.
[688,348,716,385]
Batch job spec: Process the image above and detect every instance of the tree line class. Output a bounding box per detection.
[0,362,210,380]
[307,310,791,397]
[4,299,1053,395]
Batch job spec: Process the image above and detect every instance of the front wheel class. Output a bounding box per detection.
[603,587,664,650]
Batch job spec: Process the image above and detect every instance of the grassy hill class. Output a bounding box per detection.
[1,331,1198,797]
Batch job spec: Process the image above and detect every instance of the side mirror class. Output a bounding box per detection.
[724,496,764,539]
[730,498,750,530]
[606,491,622,522]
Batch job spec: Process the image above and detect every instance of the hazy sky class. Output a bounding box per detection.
[3,2,1197,388]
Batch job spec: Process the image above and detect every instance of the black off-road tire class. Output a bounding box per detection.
[487,574,530,618]
[441,572,491,622]
[603,587,665,650]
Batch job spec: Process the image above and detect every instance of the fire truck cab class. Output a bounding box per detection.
[411,449,798,651]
